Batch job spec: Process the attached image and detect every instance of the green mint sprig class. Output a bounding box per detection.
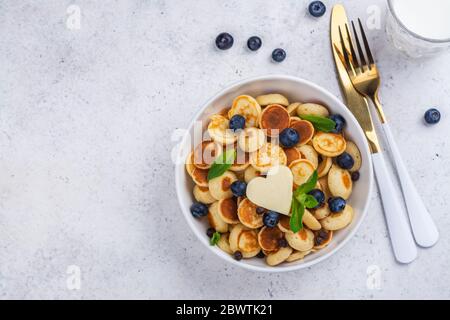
[210,231,221,246]
[299,115,336,132]
[289,170,318,233]
[207,149,236,181]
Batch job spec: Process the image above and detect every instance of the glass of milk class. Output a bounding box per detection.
[386,0,450,58]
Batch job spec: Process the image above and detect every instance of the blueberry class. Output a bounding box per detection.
[328,197,346,213]
[308,1,326,17]
[336,152,355,170]
[215,32,234,50]
[256,207,267,215]
[307,189,325,209]
[279,128,300,148]
[329,114,346,133]
[247,36,262,51]
[230,181,247,197]
[190,202,208,218]
[351,171,360,181]
[256,251,265,258]
[424,108,441,124]
[206,227,215,238]
[263,211,280,228]
[278,238,288,248]
[272,48,286,62]
[229,114,246,131]
[233,251,243,261]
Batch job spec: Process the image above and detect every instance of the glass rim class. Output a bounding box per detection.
[387,0,450,44]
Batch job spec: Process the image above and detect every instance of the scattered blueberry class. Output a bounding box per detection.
[307,189,325,208]
[206,227,215,238]
[230,181,247,197]
[256,251,265,258]
[328,197,346,213]
[263,211,280,228]
[336,152,355,170]
[308,1,326,17]
[215,32,234,50]
[279,128,300,147]
[247,36,262,51]
[329,114,346,133]
[229,114,246,131]
[424,108,441,124]
[190,202,208,218]
[351,171,360,181]
[256,207,267,215]
[233,251,243,261]
[272,48,286,62]
[278,238,288,248]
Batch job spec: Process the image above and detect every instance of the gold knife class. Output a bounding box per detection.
[330,4,417,264]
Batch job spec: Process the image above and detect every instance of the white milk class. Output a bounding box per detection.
[391,0,450,40]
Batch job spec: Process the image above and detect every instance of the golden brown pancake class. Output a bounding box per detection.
[289,119,315,145]
[218,198,239,224]
[191,167,208,187]
[237,198,264,229]
[193,141,222,169]
[278,215,292,232]
[238,230,260,253]
[283,148,301,166]
[260,104,290,137]
[258,226,284,251]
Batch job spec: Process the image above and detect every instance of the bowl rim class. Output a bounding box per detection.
[175,74,373,273]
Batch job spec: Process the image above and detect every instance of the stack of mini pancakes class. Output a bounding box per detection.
[185,93,362,266]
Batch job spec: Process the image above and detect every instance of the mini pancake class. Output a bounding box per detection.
[250,143,287,173]
[312,132,346,157]
[283,147,301,166]
[303,209,322,231]
[208,201,229,233]
[244,165,262,183]
[318,176,332,199]
[207,114,237,145]
[345,141,362,172]
[289,159,316,186]
[237,198,264,229]
[285,228,315,252]
[218,107,231,118]
[258,226,284,252]
[259,104,290,137]
[229,95,262,128]
[209,171,237,200]
[328,164,353,199]
[229,223,247,252]
[277,215,292,233]
[230,150,250,171]
[238,229,261,258]
[191,167,209,187]
[238,127,266,153]
[289,119,315,146]
[286,250,312,262]
[313,203,331,220]
[193,141,223,169]
[266,246,293,266]
[218,198,239,224]
[185,151,196,177]
[289,116,302,123]
[193,185,216,204]
[297,144,319,169]
[317,156,332,178]
[287,102,301,115]
[217,233,233,254]
[313,229,333,249]
[296,103,330,118]
[256,93,289,106]
[321,205,354,231]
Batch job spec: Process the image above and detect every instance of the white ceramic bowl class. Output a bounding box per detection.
[175,75,373,272]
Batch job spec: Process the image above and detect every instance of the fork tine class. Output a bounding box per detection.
[344,23,360,71]
[351,20,367,69]
[338,26,354,75]
[358,18,374,65]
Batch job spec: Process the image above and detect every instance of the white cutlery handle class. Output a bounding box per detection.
[382,123,439,247]
[372,152,417,263]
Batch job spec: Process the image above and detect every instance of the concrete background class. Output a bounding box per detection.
[0,0,449,299]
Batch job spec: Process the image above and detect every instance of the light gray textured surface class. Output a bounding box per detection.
[1,0,449,299]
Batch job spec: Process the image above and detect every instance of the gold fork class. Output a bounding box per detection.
[339,18,439,248]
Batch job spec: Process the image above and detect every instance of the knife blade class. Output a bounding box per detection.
[330,4,381,153]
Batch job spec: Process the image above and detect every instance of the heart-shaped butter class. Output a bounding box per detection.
[246,165,293,215]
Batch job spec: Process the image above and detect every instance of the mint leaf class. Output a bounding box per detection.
[294,170,318,196]
[300,115,336,132]
[289,198,304,233]
[207,149,236,181]
[303,194,319,209]
[210,231,221,246]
